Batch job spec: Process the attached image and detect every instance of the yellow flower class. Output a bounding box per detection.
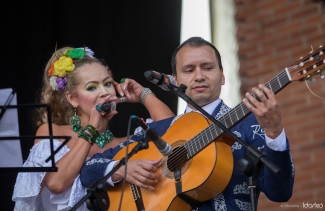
[53,56,75,77]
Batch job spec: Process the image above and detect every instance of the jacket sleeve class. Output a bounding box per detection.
[258,139,294,202]
[80,148,117,187]
[242,114,294,202]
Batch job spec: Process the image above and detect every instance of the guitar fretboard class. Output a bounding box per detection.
[185,69,292,159]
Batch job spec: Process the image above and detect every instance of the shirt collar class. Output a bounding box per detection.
[185,98,221,115]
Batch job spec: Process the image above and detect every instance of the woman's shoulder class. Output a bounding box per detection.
[34,123,72,144]
[36,123,63,135]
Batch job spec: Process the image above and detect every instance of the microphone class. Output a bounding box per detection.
[144,70,176,91]
[132,115,172,156]
[101,102,115,113]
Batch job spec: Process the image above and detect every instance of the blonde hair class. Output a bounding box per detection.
[34,47,107,127]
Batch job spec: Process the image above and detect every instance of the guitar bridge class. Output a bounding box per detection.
[130,183,145,211]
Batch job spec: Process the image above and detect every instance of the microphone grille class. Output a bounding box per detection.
[102,102,115,112]
[144,70,154,80]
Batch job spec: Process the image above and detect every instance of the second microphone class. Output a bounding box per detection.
[132,115,173,156]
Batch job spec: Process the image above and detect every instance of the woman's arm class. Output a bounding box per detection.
[141,90,174,121]
[113,78,174,121]
[37,124,92,194]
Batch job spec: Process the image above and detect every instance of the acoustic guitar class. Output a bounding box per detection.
[108,45,325,211]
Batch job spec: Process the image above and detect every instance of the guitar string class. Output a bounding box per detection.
[304,80,325,100]
[301,51,325,100]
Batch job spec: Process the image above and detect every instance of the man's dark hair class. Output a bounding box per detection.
[171,37,223,75]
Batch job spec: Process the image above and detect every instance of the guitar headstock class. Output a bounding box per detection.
[288,45,325,82]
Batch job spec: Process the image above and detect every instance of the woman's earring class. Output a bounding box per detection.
[69,107,81,132]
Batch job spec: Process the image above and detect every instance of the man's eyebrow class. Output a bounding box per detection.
[181,62,214,69]
[200,62,214,66]
[181,63,195,69]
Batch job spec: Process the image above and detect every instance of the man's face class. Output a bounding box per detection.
[173,45,225,108]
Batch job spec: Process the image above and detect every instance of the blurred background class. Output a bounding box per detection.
[0,0,324,210]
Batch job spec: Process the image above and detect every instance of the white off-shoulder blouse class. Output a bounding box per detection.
[12,139,88,211]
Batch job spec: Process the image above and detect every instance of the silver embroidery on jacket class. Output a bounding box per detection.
[231,142,243,152]
[85,158,112,166]
[213,193,227,211]
[118,138,136,148]
[215,103,231,120]
[257,145,265,150]
[233,131,241,138]
[233,182,249,195]
[235,199,251,211]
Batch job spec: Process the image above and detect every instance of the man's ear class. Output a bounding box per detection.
[221,70,225,85]
[66,91,78,108]
[172,74,178,86]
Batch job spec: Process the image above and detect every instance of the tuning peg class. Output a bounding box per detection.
[321,73,325,79]
[309,78,316,84]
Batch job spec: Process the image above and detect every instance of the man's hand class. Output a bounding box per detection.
[243,84,283,139]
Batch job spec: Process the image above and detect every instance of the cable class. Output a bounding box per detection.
[117,115,134,211]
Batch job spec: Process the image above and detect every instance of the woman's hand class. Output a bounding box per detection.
[89,95,118,133]
[112,78,144,104]
[113,158,161,190]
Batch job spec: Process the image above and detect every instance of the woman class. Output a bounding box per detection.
[12,47,174,210]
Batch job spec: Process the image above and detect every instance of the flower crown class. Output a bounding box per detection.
[48,47,94,91]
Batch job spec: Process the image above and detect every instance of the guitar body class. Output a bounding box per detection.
[107,112,234,211]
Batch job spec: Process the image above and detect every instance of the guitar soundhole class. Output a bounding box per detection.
[162,140,192,179]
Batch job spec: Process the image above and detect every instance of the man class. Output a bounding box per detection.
[80,37,294,211]
[168,37,294,210]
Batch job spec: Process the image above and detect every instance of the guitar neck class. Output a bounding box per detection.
[185,69,292,159]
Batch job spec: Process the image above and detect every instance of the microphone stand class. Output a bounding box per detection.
[167,83,282,211]
[70,138,150,211]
